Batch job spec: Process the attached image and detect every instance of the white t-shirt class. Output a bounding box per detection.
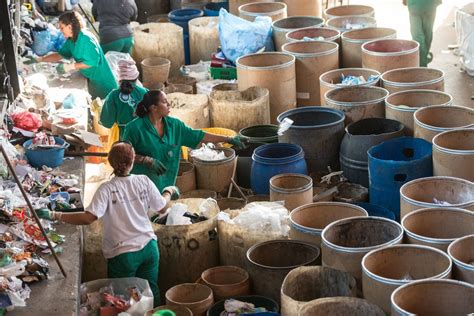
[86,174,166,259]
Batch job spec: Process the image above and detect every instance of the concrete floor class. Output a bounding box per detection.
[348,0,474,108]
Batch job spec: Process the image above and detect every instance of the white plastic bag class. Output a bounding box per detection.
[80,277,153,316]
[218,9,274,63]
[165,203,192,225]
[455,3,474,75]
[105,51,135,82]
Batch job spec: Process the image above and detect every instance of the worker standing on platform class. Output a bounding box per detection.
[37,11,118,99]
[35,141,180,307]
[122,90,248,191]
[92,0,138,54]
[100,59,148,139]
[404,0,442,66]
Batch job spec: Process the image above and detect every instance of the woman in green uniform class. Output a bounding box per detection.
[404,0,442,66]
[39,11,118,99]
[123,90,247,191]
[100,59,147,139]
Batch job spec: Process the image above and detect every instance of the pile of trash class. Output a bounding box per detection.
[151,198,217,225]
[218,202,289,237]
[190,143,226,161]
[338,74,379,86]
[80,278,153,315]
[222,299,274,316]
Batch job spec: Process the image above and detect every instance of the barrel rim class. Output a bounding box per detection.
[414,105,474,134]
[246,239,320,270]
[276,106,345,129]
[432,127,474,155]
[272,16,325,32]
[361,39,420,57]
[286,26,341,42]
[188,15,219,26]
[325,86,389,107]
[399,176,474,209]
[238,124,279,142]
[390,279,474,316]
[319,67,381,89]
[201,265,249,287]
[380,67,445,87]
[385,89,453,113]
[344,117,405,136]
[281,40,339,57]
[289,202,368,235]
[269,173,313,194]
[401,207,474,245]
[341,27,397,44]
[367,136,432,165]
[447,234,474,272]
[165,282,213,304]
[168,8,204,20]
[321,216,404,253]
[236,52,296,71]
[324,4,375,19]
[361,244,452,286]
[326,15,377,32]
[238,1,287,17]
[252,142,305,165]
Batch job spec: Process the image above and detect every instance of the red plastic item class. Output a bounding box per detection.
[11,111,42,132]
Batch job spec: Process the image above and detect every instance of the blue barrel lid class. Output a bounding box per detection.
[168,8,204,20]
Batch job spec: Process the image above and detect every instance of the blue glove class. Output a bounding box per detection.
[162,186,180,200]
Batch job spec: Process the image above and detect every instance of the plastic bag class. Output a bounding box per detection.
[165,203,192,225]
[32,25,66,56]
[11,111,42,132]
[455,3,474,75]
[80,277,153,316]
[218,9,274,64]
[105,51,134,82]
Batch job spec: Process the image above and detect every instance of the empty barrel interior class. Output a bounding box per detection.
[382,67,444,84]
[346,118,404,136]
[342,27,397,41]
[415,106,474,129]
[434,129,474,151]
[247,240,320,268]
[287,27,340,41]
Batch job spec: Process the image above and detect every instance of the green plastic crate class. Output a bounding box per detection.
[210,67,237,80]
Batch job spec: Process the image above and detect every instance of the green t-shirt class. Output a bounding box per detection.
[123,116,205,191]
[100,84,148,138]
[408,0,441,13]
[59,30,118,99]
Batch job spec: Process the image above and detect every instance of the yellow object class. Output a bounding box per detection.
[91,98,110,137]
[107,124,120,152]
[181,127,237,160]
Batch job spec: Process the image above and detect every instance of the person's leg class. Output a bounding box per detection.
[135,239,160,307]
[107,251,139,279]
[422,9,437,64]
[409,11,428,67]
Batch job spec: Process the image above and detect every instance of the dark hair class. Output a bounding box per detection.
[59,11,84,42]
[119,80,135,95]
[108,142,134,176]
[135,90,163,118]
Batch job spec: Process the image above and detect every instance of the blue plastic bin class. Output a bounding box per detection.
[23,137,69,168]
[251,143,308,195]
[168,8,203,64]
[368,137,432,221]
[204,2,229,16]
[352,202,396,220]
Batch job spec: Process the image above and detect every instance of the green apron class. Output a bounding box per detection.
[123,116,204,191]
[100,84,148,138]
[59,30,118,99]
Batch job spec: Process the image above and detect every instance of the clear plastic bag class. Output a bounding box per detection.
[218,9,274,64]
[455,3,474,75]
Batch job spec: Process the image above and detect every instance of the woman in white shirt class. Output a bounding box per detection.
[36,141,179,307]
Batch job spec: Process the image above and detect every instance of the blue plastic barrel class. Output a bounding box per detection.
[251,143,308,195]
[23,137,70,168]
[352,202,396,220]
[168,9,203,64]
[368,137,432,221]
[204,2,229,16]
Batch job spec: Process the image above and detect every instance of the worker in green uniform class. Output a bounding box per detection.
[404,0,442,66]
[38,11,118,99]
[100,59,147,139]
[123,90,247,191]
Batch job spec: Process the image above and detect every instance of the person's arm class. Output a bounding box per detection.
[56,211,97,225]
[72,62,91,70]
[201,132,231,144]
[39,53,63,63]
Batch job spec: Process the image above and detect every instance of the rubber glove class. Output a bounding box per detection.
[142,156,167,176]
[35,208,52,220]
[56,62,76,74]
[162,186,180,200]
[228,135,248,150]
[23,56,39,65]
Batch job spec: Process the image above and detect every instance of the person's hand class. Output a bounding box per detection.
[162,186,180,200]
[141,156,167,176]
[24,56,40,65]
[56,63,76,74]
[228,135,248,150]
[35,208,52,220]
